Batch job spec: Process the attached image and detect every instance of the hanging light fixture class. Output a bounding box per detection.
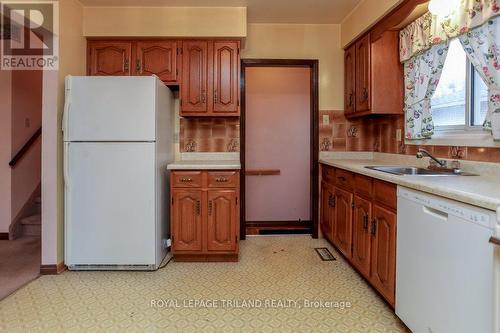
[428,0,461,17]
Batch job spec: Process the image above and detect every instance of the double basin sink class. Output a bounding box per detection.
[365,166,478,176]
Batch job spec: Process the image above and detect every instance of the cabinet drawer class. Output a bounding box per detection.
[172,171,202,188]
[322,165,335,184]
[354,174,373,198]
[373,179,397,210]
[208,171,239,188]
[335,169,354,190]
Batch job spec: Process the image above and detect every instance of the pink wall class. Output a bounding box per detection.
[0,69,12,233]
[11,71,42,220]
[245,67,311,221]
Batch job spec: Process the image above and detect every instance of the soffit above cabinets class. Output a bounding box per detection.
[77,0,362,24]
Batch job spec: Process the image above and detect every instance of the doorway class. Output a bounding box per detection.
[240,59,319,239]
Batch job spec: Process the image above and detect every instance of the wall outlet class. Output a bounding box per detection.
[322,115,330,125]
[396,129,402,142]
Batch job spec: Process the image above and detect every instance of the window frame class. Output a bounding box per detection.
[433,56,485,134]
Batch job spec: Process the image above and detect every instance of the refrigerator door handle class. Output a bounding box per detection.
[62,100,70,134]
[63,143,70,190]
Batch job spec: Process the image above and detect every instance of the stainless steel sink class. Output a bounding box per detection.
[365,166,477,176]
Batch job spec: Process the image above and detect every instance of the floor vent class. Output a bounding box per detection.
[314,248,336,261]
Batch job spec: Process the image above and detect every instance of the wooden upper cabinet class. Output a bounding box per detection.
[370,204,397,306]
[181,40,209,114]
[207,190,237,252]
[212,41,239,115]
[136,41,180,83]
[344,31,403,118]
[355,34,371,113]
[88,41,132,76]
[172,190,203,252]
[352,195,371,278]
[344,45,356,115]
[333,186,353,259]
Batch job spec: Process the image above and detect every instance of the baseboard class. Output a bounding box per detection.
[246,220,313,235]
[40,261,66,275]
[0,233,9,240]
[9,182,41,240]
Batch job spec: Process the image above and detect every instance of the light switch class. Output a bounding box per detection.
[322,115,330,125]
[396,129,402,142]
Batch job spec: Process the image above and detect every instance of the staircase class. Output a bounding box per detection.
[20,196,41,237]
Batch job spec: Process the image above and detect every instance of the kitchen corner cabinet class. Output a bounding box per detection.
[320,164,397,307]
[170,170,240,262]
[180,40,240,117]
[343,31,403,118]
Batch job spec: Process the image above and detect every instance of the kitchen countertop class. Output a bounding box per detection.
[320,156,500,212]
[167,160,241,170]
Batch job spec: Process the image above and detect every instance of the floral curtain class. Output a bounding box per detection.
[459,17,500,139]
[400,0,500,62]
[404,43,450,139]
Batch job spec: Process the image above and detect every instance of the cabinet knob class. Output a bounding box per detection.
[214,89,218,104]
[216,177,228,183]
[136,59,142,73]
[362,87,369,101]
[371,219,377,236]
[196,200,200,216]
[180,177,192,182]
[208,200,213,216]
[124,59,129,71]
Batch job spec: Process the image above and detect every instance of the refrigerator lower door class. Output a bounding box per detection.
[65,142,157,269]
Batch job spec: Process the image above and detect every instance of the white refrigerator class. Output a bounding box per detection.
[63,76,174,270]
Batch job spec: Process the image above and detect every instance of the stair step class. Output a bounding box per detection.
[22,224,41,237]
[21,215,41,225]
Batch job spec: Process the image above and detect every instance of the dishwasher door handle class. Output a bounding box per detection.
[422,206,448,220]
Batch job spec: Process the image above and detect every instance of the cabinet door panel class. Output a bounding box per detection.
[355,34,371,112]
[88,41,132,76]
[136,41,178,83]
[181,41,208,114]
[320,182,335,242]
[212,41,239,114]
[172,190,202,252]
[333,187,353,258]
[344,45,356,115]
[207,190,237,251]
[352,195,371,278]
[370,204,396,306]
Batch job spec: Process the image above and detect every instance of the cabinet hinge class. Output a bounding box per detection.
[352,202,355,209]
[237,48,240,55]
[171,197,174,205]
[237,100,240,107]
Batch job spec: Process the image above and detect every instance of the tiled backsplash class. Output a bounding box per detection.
[319,110,500,163]
[179,118,240,152]
[180,110,500,163]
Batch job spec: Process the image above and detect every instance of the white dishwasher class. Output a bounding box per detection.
[396,187,500,333]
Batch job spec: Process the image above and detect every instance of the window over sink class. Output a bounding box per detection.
[431,38,489,131]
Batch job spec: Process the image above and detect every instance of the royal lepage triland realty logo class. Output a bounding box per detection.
[1,0,58,70]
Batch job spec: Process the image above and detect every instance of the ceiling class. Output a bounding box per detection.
[77,0,363,24]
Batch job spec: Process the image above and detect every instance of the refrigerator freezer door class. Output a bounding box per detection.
[65,142,156,267]
[64,76,157,142]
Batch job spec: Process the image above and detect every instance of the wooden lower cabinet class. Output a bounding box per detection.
[320,182,335,242]
[171,170,239,262]
[370,204,396,305]
[352,195,372,278]
[332,187,353,259]
[321,164,397,307]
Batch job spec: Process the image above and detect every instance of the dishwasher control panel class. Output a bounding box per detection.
[397,187,493,229]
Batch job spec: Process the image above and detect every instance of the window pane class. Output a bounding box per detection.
[472,69,488,126]
[431,39,466,127]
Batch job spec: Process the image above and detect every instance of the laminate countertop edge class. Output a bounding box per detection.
[167,161,241,170]
[320,158,500,212]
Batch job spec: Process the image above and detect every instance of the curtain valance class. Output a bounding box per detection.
[400,0,500,62]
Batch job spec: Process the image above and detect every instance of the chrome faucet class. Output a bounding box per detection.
[416,148,447,168]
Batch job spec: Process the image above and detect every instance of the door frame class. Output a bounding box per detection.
[240,59,319,240]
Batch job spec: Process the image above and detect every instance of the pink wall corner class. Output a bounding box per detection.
[0,69,12,233]
[245,67,311,222]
